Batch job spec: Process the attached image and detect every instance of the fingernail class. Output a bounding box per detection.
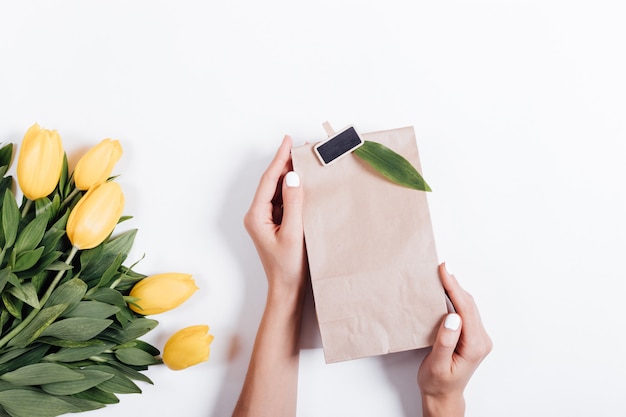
[444,313,461,330]
[443,262,453,276]
[285,171,300,188]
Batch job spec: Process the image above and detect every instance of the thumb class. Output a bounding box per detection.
[280,171,304,238]
[428,313,462,365]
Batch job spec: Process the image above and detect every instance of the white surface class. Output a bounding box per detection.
[1,1,625,416]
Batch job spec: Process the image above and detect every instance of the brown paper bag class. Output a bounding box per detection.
[291,125,447,363]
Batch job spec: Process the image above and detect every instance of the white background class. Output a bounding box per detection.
[1,1,625,416]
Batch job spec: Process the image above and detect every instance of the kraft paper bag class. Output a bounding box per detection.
[291,125,447,363]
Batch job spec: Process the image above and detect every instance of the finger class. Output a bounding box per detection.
[427,313,463,365]
[438,263,491,360]
[250,135,293,210]
[279,171,304,241]
[438,263,479,323]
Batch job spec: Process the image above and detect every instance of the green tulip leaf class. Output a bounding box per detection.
[8,304,67,348]
[80,230,137,282]
[45,278,87,312]
[0,344,49,374]
[96,253,125,289]
[2,292,23,320]
[1,191,19,249]
[72,386,119,405]
[100,318,158,344]
[0,362,84,385]
[0,267,12,293]
[0,143,13,170]
[41,317,113,342]
[44,260,74,271]
[63,300,120,319]
[43,342,115,362]
[13,247,45,272]
[115,347,159,366]
[353,140,432,192]
[42,369,114,396]
[0,389,80,417]
[8,282,40,308]
[85,288,126,309]
[84,365,141,394]
[50,395,105,413]
[108,360,154,384]
[14,213,48,254]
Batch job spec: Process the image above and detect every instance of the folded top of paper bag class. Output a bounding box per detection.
[291,125,447,363]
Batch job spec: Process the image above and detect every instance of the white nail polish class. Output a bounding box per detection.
[444,262,453,276]
[444,313,461,330]
[285,171,300,188]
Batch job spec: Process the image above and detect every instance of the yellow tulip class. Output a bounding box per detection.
[66,181,125,249]
[129,273,198,315]
[17,123,64,200]
[162,325,213,371]
[73,139,123,190]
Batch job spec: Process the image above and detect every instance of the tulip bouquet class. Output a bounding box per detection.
[0,124,213,417]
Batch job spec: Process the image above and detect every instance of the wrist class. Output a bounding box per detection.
[421,393,465,417]
[266,280,306,313]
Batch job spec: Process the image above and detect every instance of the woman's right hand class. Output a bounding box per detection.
[417,263,492,417]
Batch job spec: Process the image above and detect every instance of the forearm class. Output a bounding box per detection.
[233,282,305,417]
[421,393,465,417]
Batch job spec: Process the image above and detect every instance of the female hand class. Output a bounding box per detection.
[243,135,307,294]
[234,136,307,417]
[417,263,492,417]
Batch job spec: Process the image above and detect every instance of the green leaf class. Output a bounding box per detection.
[15,250,64,278]
[79,230,137,282]
[8,304,67,348]
[41,318,113,342]
[107,361,154,384]
[96,253,124,288]
[13,247,45,273]
[0,144,13,170]
[53,395,105,413]
[0,344,49,374]
[72,386,119,404]
[0,363,84,385]
[34,197,52,218]
[1,191,19,249]
[84,288,126,309]
[99,318,158,344]
[42,369,114,395]
[353,140,432,191]
[45,278,87,312]
[2,292,22,320]
[0,268,11,294]
[43,211,69,245]
[83,365,141,394]
[120,339,160,356]
[8,282,39,308]
[14,213,48,254]
[0,389,80,417]
[63,301,119,319]
[43,341,114,362]
[40,231,65,257]
[114,347,159,366]
[44,260,73,271]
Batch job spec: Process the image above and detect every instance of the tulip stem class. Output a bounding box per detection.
[0,246,79,349]
[60,188,81,209]
[21,199,33,219]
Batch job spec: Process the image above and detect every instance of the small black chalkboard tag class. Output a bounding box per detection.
[314,123,364,166]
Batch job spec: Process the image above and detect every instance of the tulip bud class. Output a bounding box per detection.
[162,325,213,371]
[17,123,64,200]
[129,273,198,315]
[66,181,125,249]
[73,139,123,190]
